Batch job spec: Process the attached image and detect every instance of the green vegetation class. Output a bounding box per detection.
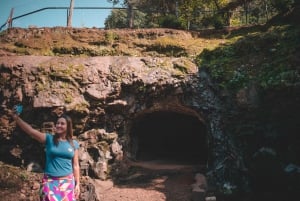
[105,31,119,46]
[0,162,28,190]
[196,23,300,91]
[105,0,294,30]
[148,36,187,57]
[64,93,73,104]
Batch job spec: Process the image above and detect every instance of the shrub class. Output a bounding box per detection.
[158,14,184,29]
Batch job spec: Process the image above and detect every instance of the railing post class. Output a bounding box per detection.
[7,8,14,28]
[67,0,75,27]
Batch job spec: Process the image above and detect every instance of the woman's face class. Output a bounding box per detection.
[55,117,67,135]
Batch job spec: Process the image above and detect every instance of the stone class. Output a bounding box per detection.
[191,173,207,201]
[31,181,40,190]
[27,162,43,173]
[205,196,217,201]
[191,173,207,192]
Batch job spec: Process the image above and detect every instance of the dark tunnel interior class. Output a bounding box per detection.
[130,111,208,165]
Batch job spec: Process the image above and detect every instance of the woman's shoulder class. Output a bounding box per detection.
[44,133,54,145]
[45,133,54,140]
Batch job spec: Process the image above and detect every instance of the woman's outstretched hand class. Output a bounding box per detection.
[5,108,18,120]
[6,104,46,143]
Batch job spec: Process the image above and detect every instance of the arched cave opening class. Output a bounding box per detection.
[130,111,208,165]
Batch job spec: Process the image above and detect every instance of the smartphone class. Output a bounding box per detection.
[14,104,23,115]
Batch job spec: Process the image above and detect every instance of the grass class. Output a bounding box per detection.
[196,23,300,91]
[0,162,27,191]
[0,27,226,58]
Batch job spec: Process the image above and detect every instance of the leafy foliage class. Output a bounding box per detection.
[106,0,290,29]
[196,24,300,90]
[271,0,295,13]
[105,9,147,29]
[158,14,184,29]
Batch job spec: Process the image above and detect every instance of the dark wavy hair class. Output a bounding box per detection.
[53,114,74,147]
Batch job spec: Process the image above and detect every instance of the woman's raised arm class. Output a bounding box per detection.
[11,112,46,143]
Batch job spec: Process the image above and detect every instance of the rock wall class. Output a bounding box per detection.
[0,55,245,192]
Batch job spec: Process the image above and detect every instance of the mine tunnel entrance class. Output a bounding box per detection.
[130,111,208,165]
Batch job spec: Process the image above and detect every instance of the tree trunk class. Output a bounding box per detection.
[127,3,134,28]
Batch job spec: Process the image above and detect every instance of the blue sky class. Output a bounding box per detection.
[0,0,123,29]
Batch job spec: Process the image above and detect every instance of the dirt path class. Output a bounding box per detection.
[96,160,204,201]
[0,161,205,201]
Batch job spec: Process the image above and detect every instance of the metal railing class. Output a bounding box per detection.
[0,6,126,31]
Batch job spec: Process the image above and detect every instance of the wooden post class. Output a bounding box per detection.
[67,0,75,27]
[7,8,14,28]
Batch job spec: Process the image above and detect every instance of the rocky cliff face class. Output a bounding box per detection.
[0,55,209,172]
[0,54,242,190]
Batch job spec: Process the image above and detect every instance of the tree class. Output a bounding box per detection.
[107,0,121,5]
[179,0,202,30]
[105,8,147,29]
[271,0,295,13]
[127,0,140,28]
[106,0,284,29]
[107,0,140,28]
[105,9,128,28]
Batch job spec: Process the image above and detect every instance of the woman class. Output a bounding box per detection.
[10,107,80,201]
